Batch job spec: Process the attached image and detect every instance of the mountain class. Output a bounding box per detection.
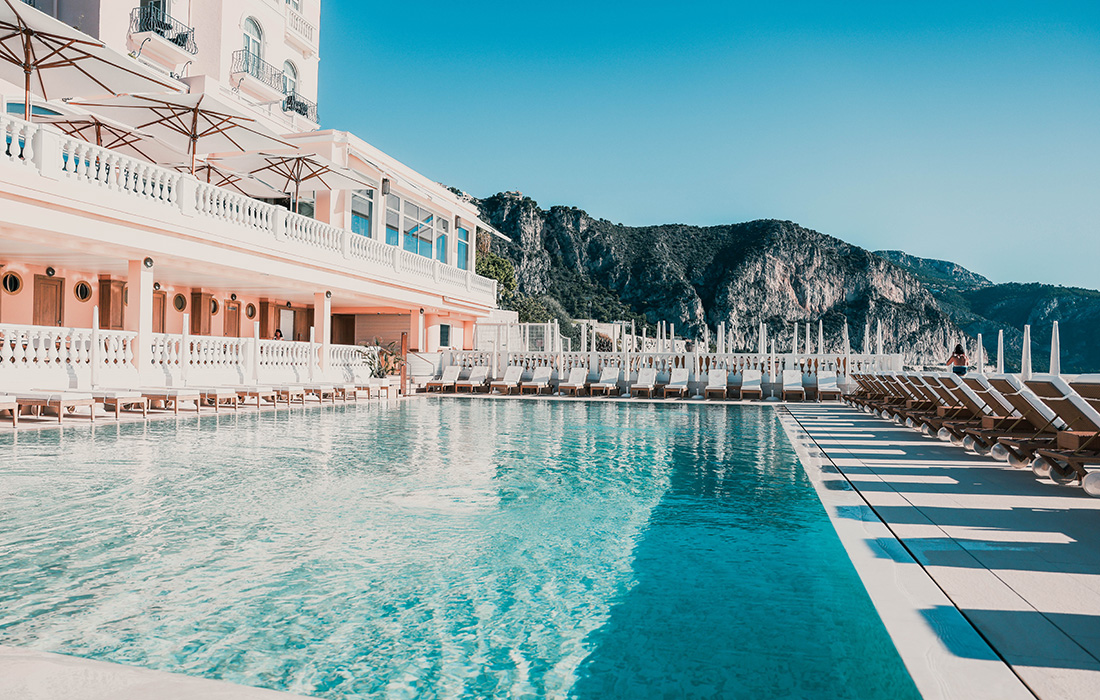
[473,192,961,364]
[470,192,1100,372]
[872,252,1100,374]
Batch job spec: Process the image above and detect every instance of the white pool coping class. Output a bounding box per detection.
[777,408,1036,700]
[0,646,314,700]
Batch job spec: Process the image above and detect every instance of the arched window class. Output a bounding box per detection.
[283,61,298,95]
[243,17,263,59]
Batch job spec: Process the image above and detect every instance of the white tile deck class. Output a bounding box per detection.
[783,403,1100,700]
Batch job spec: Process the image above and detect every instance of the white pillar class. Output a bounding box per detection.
[181,314,190,386]
[308,326,316,382]
[252,319,261,384]
[126,259,153,374]
[314,291,331,373]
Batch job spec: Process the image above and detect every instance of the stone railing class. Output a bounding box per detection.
[285,4,316,47]
[0,111,497,307]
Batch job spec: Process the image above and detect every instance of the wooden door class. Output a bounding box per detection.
[152,291,167,334]
[224,301,241,337]
[33,275,64,326]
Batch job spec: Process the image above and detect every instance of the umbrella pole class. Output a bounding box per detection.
[24,70,31,122]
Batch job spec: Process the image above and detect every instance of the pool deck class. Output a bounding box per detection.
[781,403,1100,700]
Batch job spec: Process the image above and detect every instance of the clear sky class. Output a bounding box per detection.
[319,1,1100,289]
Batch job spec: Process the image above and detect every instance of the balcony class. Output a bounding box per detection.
[284,4,317,57]
[128,6,196,74]
[0,111,498,314]
[230,50,285,102]
[283,92,318,124]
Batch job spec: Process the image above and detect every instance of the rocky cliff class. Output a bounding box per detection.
[474,192,963,364]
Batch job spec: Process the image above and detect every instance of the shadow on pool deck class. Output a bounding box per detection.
[787,404,1100,696]
[568,409,921,700]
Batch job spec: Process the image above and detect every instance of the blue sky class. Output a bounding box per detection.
[320,1,1100,289]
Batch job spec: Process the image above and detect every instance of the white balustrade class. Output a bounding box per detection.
[285,214,343,252]
[0,113,35,166]
[398,249,435,279]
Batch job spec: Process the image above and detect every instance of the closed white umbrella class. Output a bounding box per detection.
[68,92,294,173]
[864,321,871,354]
[758,322,765,355]
[997,330,1005,374]
[842,322,850,355]
[0,0,181,120]
[876,321,884,356]
[975,333,985,375]
[1050,321,1061,376]
[1021,325,1032,380]
[791,323,798,354]
[805,322,812,355]
[818,320,824,356]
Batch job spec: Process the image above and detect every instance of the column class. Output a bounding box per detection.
[125,259,153,370]
[314,291,331,371]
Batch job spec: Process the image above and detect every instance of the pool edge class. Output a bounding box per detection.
[776,408,1034,700]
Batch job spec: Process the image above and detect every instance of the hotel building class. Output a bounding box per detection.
[0,0,499,390]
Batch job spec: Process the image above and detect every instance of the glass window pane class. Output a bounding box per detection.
[404,202,419,220]
[457,241,468,270]
[404,217,419,237]
[439,324,451,348]
[386,210,399,228]
[352,213,370,236]
[403,233,418,253]
[458,226,469,242]
[386,225,399,246]
[386,194,400,211]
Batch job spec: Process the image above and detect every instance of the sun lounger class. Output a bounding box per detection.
[333,384,360,402]
[816,371,841,401]
[236,386,278,408]
[630,367,658,398]
[426,366,461,393]
[14,390,96,423]
[135,388,202,415]
[455,366,490,393]
[782,370,805,401]
[588,367,621,396]
[520,366,553,395]
[704,369,728,399]
[997,375,1100,470]
[741,369,763,400]
[558,367,589,396]
[272,385,308,405]
[189,387,241,412]
[0,394,18,427]
[662,368,690,398]
[490,366,523,395]
[91,390,148,420]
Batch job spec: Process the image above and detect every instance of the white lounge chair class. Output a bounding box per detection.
[741,369,763,400]
[490,366,523,395]
[588,367,620,396]
[91,390,148,419]
[133,388,202,414]
[0,394,18,427]
[817,371,841,401]
[782,370,806,401]
[520,366,553,394]
[455,366,490,393]
[630,367,658,398]
[426,366,461,393]
[558,367,589,396]
[189,386,241,412]
[14,390,96,423]
[662,368,690,398]
[705,369,728,399]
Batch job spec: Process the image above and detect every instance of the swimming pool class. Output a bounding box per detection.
[0,400,919,699]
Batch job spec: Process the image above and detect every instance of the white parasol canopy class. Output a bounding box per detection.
[0,0,181,120]
[67,92,294,172]
[34,112,183,163]
[166,160,285,199]
[212,151,375,213]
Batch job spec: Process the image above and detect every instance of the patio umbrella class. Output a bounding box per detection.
[975,333,985,375]
[818,320,824,356]
[212,151,375,214]
[1050,321,1060,376]
[1021,325,1032,380]
[34,113,183,163]
[67,92,294,173]
[997,329,1005,374]
[0,0,181,121]
[166,160,285,199]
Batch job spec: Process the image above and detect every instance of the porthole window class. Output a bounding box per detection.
[211,298,220,316]
[173,293,187,311]
[73,281,92,302]
[2,271,22,294]
[245,303,256,319]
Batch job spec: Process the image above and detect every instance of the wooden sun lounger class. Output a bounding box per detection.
[490,366,523,395]
[0,394,18,427]
[817,371,842,401]
[190,387,241,412]
[782,370,805,402]
[14,390,96,423]
[455,367,490,393]
[426,366,461,393]
[557,367,589,396]
[588,367,620,396]
[273,385,308,405]
[704,369,728,399]
[237,386,278,408]
[137,388,202,415]
[520,367,553,395]
[630,368,658,398]
[740,370,763,400]
[661,368,690,398]
[91,390,149,420]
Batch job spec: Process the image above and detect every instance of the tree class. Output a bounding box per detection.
[475,250,518,303]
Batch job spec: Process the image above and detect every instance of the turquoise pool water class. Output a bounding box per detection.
[0,400,919,699]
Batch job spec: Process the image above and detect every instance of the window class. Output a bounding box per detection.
[385,194,400,246]
[2,272,22,294]
[243,17,263,59]
[141,0,169,12]
[403,201,437,258]
[210,297,220,316]
[286,0,301,10]
[173,293,186,311]
[439,324,451,348]
[456,226,469,271]
[283,61,298,95]
[351,191,372,237]
[73,281,92,302]
[436,231,448,263]
[246,303,257,319]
